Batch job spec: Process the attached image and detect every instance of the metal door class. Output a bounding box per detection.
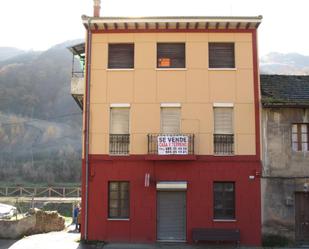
[157,191,186,241]
[295,192,309,242]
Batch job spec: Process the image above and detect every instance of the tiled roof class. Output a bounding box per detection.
[261,74,309,107]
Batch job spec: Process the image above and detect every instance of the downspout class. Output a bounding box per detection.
[84,17,92,241]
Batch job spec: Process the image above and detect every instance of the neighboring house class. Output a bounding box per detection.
[70,1,263,245]
[261,74,309,244]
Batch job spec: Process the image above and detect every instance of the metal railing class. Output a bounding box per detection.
[214,134,234,155]
[0,186,81,198]
[147,133,194,155]
[109,134,130,155]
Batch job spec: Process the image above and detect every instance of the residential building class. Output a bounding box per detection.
[261,75,309,244]
[70,1,263,245]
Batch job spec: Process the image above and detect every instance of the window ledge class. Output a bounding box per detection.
[106,68,134,71]
[109,154,130,157]
[107,218,130,221]
[208,68,237,71]
[213,219,237,222]
[156,68,187,71]
[213,154,235,157]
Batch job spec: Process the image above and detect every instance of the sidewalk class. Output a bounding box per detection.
[1,228,307,249]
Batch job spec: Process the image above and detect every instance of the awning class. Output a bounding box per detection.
[156,181,187,190]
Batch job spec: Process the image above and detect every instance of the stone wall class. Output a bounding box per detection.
[0,210,65,239]
[261,107,309,240]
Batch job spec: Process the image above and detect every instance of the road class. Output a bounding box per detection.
[0,240,16,249]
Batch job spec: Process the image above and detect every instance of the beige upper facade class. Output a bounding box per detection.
[86,32,257,155]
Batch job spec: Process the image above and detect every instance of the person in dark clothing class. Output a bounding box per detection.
[73,204,80,231]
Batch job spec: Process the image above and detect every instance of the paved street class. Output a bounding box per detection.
[0,227,307,249]
[0,240,16,249]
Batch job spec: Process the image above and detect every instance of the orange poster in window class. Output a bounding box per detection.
[159,58,171,67]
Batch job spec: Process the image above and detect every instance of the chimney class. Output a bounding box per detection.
[93,0,101,17]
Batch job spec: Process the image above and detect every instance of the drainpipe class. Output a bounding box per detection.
[83,17,92,241]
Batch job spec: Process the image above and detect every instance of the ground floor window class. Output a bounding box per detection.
[108,181,130,218]
[213,182,235,219]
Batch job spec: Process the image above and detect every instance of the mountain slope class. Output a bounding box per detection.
[0,47,25,61]
[0,40,82,184]
[260,52,309,75]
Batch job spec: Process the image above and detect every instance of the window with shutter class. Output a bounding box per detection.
[110,108,130,155]
[214,107,234,155]
[214,107,233,134]
[209,43,235,68]
[161,107,181,134]
[157,43,185,68]
[108,44,134,69]
[292,123,309,152]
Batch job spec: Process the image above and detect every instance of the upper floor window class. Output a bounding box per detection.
[108,44,134,69]
[110,107,130,155]
[209,43,235,68]
[157,43,185,68]
[292,123,309,152]
[214,182,235,220]
[108,181,130,219]
[161,107,181,133]
[214,107,234,155]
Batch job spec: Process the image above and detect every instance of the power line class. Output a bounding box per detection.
[0,112,82,127]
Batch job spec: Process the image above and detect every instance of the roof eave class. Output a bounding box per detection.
[81,15,262,30]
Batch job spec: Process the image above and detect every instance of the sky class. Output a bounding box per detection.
[0,0,309,56]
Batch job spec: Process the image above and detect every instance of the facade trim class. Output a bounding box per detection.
[213,102,234,107]
[160,103,181,107]
[110,103,131,108]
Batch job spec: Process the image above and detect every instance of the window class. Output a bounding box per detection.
[157,43,185,68]
[209,43,235,68]
[214,182,235,220]
[108,181,129,219]
[161,107,181,133]
[110,107,130,155]
[292,123,309,152]
[214,107,234,155]
[108,44,134,69]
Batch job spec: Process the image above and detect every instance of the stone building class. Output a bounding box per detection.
[261,74,309,243]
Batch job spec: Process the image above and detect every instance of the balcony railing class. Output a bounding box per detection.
[214,134,234,155]
[109,134,130,155]
[148,133,194,155]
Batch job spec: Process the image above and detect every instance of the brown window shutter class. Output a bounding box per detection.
[157,43,185,68]
[297,124,302,151]
[108,44,134,69]
[209,43,235,68]
[307,124,309,151]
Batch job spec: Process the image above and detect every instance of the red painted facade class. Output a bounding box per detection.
[82,157,261,245]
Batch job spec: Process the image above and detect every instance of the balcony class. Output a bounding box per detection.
[147,133,195,160]
[70,73,84,109]
[68,42,85,110]
[109,134,130,155]
[214,134,234,155]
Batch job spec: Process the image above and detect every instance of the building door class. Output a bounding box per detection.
[295,192,309,242]
[157,191,186,241]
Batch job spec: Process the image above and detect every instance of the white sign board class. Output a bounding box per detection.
[157,135,189,155]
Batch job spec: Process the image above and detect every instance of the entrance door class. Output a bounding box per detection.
[157,191,186,241]
[296,192,309,242]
